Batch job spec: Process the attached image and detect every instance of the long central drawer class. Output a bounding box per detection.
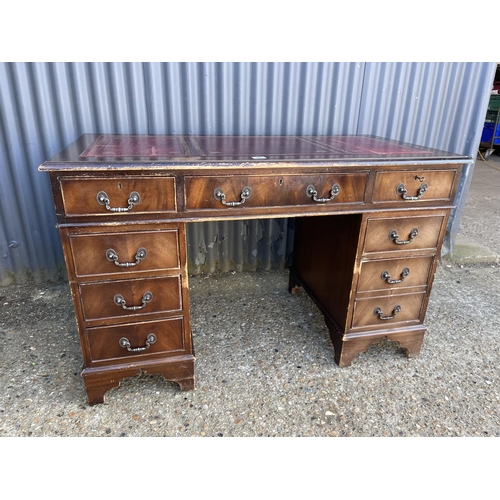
[184,173,368,210]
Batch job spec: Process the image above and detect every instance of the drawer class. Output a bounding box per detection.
[68,228,181,278]
[60,176,176,216]
[351,292,425,329]
[78,276,182,322]
[372,169,457,204]
[363,214,445,254]
[184,173,368,210]
[86,317,186,363]
[357,256,434,293]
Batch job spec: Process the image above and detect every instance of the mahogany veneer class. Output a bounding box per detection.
[39,134,471,404]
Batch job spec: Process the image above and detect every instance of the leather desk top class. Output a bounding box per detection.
[39,134,471,169]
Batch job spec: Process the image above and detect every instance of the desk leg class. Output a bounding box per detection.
[288,265,366,367]
[289,214,362,365]
[324,315,376,367]
[82,356,196,405]
[323,315,426,367]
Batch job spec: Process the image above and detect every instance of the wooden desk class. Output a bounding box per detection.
[39,134,471,404]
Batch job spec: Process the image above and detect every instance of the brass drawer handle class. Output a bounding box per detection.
[113,291,153,311]
[389,228,418,245]
[381,267,410,284]
[119,333,157,352]
[106,247,147,267]
[96,190,141,212]
[396,183,428,200]
[306,183,340,203]
[214,186,251,207]
[374,305,401,320]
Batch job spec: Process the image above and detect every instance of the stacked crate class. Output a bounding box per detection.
[480,80,500,157]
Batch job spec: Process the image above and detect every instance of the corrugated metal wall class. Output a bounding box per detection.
[0,62,495,284]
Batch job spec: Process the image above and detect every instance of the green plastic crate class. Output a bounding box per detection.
[488,94,500,112]
[486,110,499,122]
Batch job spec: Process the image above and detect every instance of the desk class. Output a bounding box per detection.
[39,134,471,404]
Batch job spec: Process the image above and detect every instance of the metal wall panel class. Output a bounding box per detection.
[142,62,365,135]
[0,62,495,283]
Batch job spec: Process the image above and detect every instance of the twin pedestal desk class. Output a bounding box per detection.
[39,134,471,404]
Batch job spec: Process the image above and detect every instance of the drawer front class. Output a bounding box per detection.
[363,215,445,254]
[86,317,185,363]
[184,173,367,210]
[351,293,425,329]
[372,169,457,204]
[60,176,176,216]
[69,229,180,278]
[357,256,434,293]
[79,276,182,322]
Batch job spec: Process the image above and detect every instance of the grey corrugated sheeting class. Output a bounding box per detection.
[0,62,495,283]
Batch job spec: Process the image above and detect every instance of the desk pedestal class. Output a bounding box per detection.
[289,209,447,366]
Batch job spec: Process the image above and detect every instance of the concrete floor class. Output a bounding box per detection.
[451,153,500,263]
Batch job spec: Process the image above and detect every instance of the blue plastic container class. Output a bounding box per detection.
[481,122,500,144]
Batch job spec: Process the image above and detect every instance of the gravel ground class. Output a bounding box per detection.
[455,159,500,251]
[1,262,499,438]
